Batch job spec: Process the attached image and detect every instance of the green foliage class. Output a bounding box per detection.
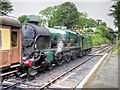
[94,29,101,34]
[77,12,88,29]
[96,21,110,39]
[18,15,40,25]
[0,0,13,15]
[92,33,110,46]
[91,24,112,46]
[97,26,108,37]
[48,2,79,29]
[18,15,29,24]
[39,6,58,26]
[87,18,97,28]
[77,15,97,29]
[92,22,117,46]
[86,28,93,32]
[40,6,58,19]
[100,22,107,27]
[110,1,120,27]
[109,1,120,39]
[39,2,98,29]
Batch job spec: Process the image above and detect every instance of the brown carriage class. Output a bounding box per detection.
[0,16,21,80]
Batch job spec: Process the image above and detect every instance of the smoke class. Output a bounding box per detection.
[56,38,64,55]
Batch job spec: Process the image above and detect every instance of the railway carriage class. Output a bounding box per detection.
[0,16,22,81]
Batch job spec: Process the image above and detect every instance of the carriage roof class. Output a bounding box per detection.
[0,16,21,27]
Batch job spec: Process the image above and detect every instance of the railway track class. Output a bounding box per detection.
[39,45,114,89]
[22,45,113,89]
[91,45,109,53]
[1,45,114,90]
[73,45,115,89]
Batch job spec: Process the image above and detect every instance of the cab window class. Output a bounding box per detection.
[36,36,50,50]
[0,30,1,49]
[11,31,18,47]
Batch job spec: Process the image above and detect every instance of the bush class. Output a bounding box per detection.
[94,29,101,34]
[92,32,110,46]
[86,28,93,32]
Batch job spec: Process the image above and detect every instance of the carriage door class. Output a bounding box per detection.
[11,29,19,64]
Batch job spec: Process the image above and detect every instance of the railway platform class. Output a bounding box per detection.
[84,52,119,89]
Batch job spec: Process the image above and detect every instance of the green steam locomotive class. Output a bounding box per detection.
[20,20,92,76]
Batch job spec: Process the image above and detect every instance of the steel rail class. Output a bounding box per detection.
[91,45,108,52]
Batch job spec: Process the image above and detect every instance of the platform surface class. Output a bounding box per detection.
[84,53,119,89]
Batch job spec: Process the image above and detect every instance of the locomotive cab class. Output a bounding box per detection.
[0,16,21,79]
[22,21,51,58]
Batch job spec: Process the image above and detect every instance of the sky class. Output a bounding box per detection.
[9,0,115,29]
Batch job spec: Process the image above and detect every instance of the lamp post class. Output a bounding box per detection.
[97,19,102,27]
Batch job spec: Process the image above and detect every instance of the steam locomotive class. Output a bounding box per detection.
[0,16,92,82]
[19,20,92,76]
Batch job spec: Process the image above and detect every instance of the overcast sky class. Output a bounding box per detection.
[9,0,115,29]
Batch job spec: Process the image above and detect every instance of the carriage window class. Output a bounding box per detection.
[11,31,18,47]
[0,30,1,49]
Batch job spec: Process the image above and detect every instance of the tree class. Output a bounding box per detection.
[18,15,29,24]
[97,26,108,37]
[77,12,88,30]
[39,6,58,26]
[100,22,107,27]
[0,0,13,15]
[109,1,120,38]
[86,28,93,32]
[87,18,97,28]
[49,2,79,29]
[78,17,97,29]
